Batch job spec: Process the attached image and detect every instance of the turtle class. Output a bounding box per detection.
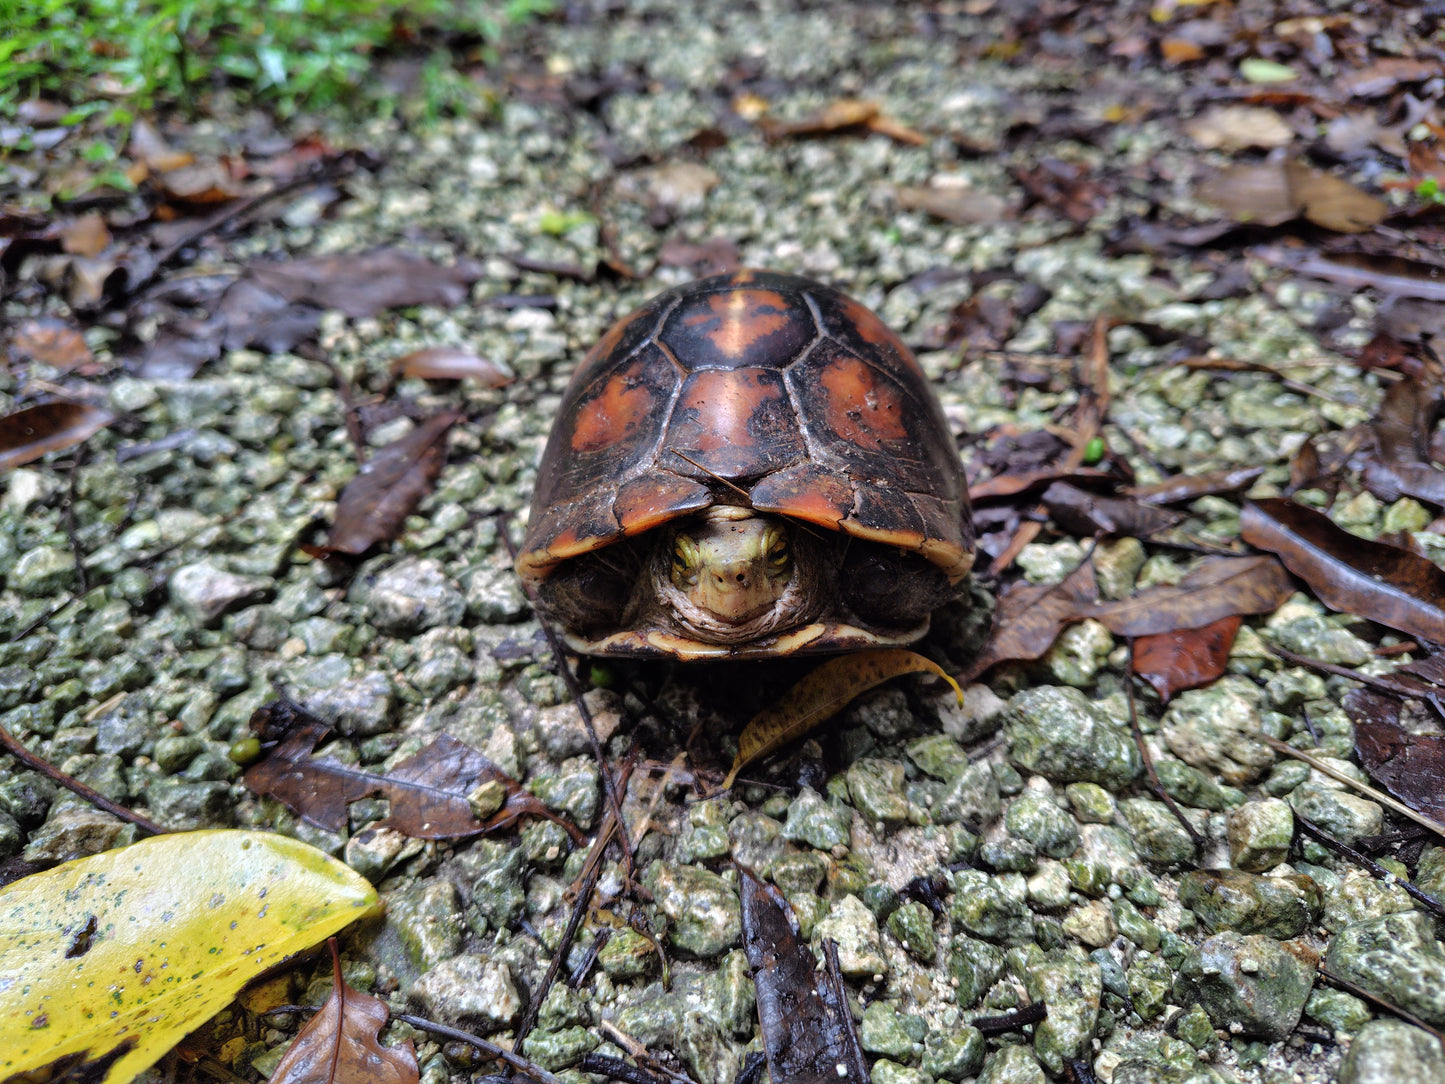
[515,269,974,660]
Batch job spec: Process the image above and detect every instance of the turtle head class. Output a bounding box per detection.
[666,506,793,625]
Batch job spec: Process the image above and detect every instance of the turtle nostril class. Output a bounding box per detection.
[735,572,746,584]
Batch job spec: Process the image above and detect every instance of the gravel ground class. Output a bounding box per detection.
[5,3,1445,1083]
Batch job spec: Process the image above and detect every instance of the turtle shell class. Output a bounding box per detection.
[516,269,974,658]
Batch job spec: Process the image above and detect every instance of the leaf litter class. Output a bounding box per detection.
[244,697,585,843]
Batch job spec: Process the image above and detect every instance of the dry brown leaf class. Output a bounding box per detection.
[1132,615,1242,702]
[59,213,111,258]
[1089,555,1292,637]
[391,347,513,386]
[896,185,1012,224]
[8,318,93,371]
[244,698,585,842]
[1185,106,1293,151]
[270,945,418,1084]
[740,867,868,1084]
[1241,498,1445,645]
[1285,161,1388,233]
[320,411,459,556]
[0,401,114,472]
[724,650,962,788]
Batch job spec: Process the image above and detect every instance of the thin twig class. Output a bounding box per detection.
[1315,968,1445,1045]
[391,1013,565,1084]
[1293,813,1445,921]
[499,514,634,873]
[0,724,165,836]
[514,754,638,1051]
[1126,639,1205,849]
[1263,736,1445,840]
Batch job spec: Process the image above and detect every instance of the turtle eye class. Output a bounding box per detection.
[671,535,700,586]
[764,527,789,572]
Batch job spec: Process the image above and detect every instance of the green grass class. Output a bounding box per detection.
[0,0,553,119]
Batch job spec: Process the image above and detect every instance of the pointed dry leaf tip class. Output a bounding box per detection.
[0,829,376,1084]
[723,649,962,789]
[0,401,114,473]
[270,942,418,1084]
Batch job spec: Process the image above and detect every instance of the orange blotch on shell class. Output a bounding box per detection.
[750,466,852,528]
[570,371,655,453]
[676,368,777,452]
[819,353,909,449]
[840,297,927,377]
[683,289,793,359]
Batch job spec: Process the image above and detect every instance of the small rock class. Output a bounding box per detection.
[1324,912,1445,1025]
[860,1001,920,1061]
[815,893,888,979]
[781,785,852,850]
[1061,899,1117,948]
[923,1027,984,1081]
[598,927,657,978]
[1289,781,1383,846]
[1338,1018,1445,1084]
[169,561,271,625]
[645,860,740,958]
[871,1061,932,1084]
[1119,798,1198,866]
[933,760,1001,827]
[11,546,76,596]
[887,900,938,961]
[303,669,396,736]
[1004,791,1079,858]
[1179,869,1322,938]
[463,562,530,622]
[1064,782,1116,824]
[949,869,1034,943]
[22,807,133,864]
[1026,957,1101,1072]
[409,955,521,1033]
[1226,798,1294,871]
[948,935,1005,1008]
[1175,931,1315,1040]
[365,558,465,633]
[1004,685,1141,788]
[1304,986,1371,1034]
[518,1025,598,1071]
[847,758,912,827]
[1160,677,1273,786]
[976,1042,1046,1084]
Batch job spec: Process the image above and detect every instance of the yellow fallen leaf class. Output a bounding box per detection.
[723,649,963,789]
[0,829,377,1083]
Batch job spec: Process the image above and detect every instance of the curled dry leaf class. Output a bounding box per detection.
[244,698,585,843]
[1184,105,1294,151]
[392,346,514,387]
[739,866,870,1084]
[1361,371,1445,506]
[1241,497,1445,645]
[756,98,923,145]
[0,401,114,473]
[724,650,962,788]
[1129,466,1265,506]
[320,411,459,556]
[1041,480,1184,537]
[270,945,418,1084]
